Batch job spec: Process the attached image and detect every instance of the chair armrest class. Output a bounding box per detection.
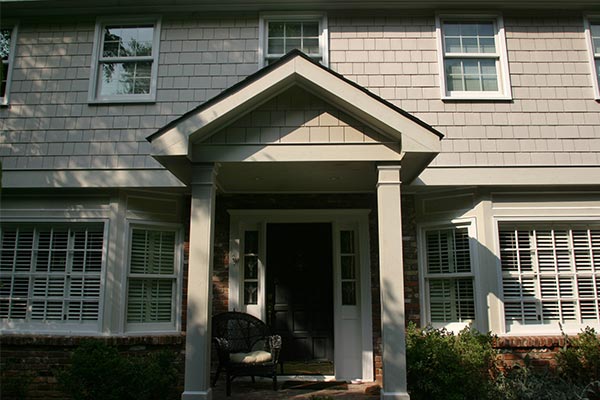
[213,337,231,364]
[267,335,282,364]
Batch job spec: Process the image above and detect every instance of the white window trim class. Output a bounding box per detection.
[1,23,18,106]
[88,16,161,104]
[418,218,482,333]
[435,13,512,101]
[258,12,329,69]
[0,219,109,335]
[584,15,600,101]
[123,221,183,334]
[493,216,600,336]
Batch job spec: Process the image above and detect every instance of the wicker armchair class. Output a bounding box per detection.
[211,311,282,396]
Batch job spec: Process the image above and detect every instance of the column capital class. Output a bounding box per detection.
[377,164,402,187]
[191,163,219,186]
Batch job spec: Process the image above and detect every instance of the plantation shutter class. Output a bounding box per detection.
[0,224,104,324]
[425,227,475,324]
[500,225,600,331]
[127,228,177,324]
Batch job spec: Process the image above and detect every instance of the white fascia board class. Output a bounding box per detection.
[1,169,186,188]
[413,166,600,186]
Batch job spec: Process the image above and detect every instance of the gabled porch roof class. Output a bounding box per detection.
[148,50,442,186]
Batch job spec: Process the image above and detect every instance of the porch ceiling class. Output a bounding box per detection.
[148,50,443,186]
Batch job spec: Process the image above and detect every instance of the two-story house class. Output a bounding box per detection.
[1,0,600,399]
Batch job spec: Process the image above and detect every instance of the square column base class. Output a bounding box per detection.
[381,391,410,400]
[181,389,212,400]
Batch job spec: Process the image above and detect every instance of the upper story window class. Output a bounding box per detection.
[89,18,160,103]
[585,18,600,100]
[259,13,328,68]
[499,224,600,334]
[1,24,17,106]
[421,223,476,331]
[436,15,512,100]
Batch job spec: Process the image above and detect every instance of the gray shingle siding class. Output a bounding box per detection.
[1,14,599,170]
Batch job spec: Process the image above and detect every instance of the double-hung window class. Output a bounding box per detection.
[422,225,476,330]
[126,226,181,332]
[1,24,17,105]
[586,18,600,100]
[436,15,511,100]
[0,223,105,332]
[259,13,328,67]
[499,224,600,334]
[89,18,160,103]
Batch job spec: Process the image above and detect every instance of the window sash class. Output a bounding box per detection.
[589,21,600,98]
[429,277,475,323]
[500,225,600,329]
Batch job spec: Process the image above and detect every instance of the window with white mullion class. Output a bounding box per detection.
[340,230,358,306]
[260,14,328,68]
[90,20,159,101]
[437,16,510,99]
[586,20,600,99]
[500,225,600,331]
[243,230,259,305]
[0,25,17,104]
[0,224,104,324]
[126,227,178,326]
[424,226,475,326]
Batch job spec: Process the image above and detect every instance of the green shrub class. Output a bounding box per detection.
[405,323,498,400]
[58,341,179,400]
[556,327,600,387]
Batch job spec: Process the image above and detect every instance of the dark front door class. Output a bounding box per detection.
[266,223,334,367]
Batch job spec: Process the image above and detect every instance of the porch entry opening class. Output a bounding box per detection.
[266,223,334,375]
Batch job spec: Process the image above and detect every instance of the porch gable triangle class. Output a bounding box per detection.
[204,86,393,146]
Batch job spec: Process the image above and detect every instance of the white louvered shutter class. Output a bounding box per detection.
[0,224,104,325]
[127,229,177,324]
[500,225,600,331]
[425,227,475,324]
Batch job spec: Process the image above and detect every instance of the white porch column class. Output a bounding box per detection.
[376,165,410,400]
[182,165,218,400]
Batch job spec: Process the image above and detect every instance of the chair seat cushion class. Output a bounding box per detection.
[230,350,272,364]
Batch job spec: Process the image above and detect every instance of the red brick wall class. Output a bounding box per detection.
[0,335,185,400]
[494,336,566,370]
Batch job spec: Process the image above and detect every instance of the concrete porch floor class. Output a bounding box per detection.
[211,378,381,399]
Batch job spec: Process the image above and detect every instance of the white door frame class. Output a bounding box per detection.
[228,209,374,382]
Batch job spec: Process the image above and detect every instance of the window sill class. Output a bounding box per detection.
[441,95,513,102]
[88,96,157,105]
